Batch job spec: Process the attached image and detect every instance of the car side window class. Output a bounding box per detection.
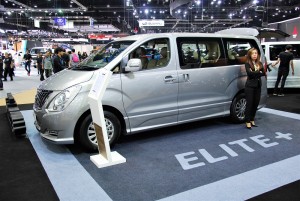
[177,37,226,69]
[269,45,285,61]
[224,39,258,65]
[269,44,300,60]
[128,38,170,71]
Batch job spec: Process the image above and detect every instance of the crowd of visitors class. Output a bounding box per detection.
[0,48,89,90]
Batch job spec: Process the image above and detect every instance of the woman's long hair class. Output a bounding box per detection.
[246,48,262,71]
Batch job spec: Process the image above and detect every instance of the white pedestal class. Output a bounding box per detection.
[90,151,126,168]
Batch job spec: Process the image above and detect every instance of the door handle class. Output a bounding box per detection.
[164,76,177,83]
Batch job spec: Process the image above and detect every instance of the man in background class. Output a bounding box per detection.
[43,51,53,78]
[53,47,65,74]
[272,45,295,96]
[23,50,32,76]
[3,53,13,81]
[0,54,3,90]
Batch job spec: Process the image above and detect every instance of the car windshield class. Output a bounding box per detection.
[74,40,134,70]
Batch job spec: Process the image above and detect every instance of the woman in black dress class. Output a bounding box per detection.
[244,48,266,129]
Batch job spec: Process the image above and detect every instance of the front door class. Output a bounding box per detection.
[121,37,179,133]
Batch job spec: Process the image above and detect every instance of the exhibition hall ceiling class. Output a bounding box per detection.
[0,0,300,35]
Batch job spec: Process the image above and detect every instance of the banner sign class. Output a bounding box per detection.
[138,20,164,27]
[54,18,66,26]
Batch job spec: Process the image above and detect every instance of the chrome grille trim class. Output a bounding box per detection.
[35,89,53,110]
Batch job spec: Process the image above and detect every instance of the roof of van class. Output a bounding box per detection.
[114,32,257,42]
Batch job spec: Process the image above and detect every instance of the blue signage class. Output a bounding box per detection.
[54,18,66,26]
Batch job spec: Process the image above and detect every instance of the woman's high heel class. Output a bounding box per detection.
[246,122,252,129]
[250,121,258,127]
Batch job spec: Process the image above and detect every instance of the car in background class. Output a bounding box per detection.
[30,47,53,68]
[261,41,300,88]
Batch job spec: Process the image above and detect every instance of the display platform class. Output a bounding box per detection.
[21,108,300,201]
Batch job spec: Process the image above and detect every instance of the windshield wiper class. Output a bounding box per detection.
[72,65,97,71]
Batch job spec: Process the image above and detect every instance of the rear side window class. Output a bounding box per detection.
[269,44,300,60]
[223,39,259,65]
[177,37,226,69]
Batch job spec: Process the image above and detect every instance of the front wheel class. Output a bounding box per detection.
[230,93,246,123]
[78,111,121,151]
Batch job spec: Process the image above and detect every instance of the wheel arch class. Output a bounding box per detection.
[73,106,126,143]
[232,88,245,102]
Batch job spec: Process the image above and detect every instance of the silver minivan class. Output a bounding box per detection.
[33,33,267,150]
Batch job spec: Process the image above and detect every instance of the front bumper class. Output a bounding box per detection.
[33,107,76,144]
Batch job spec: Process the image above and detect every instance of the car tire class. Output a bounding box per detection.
[230,93,246,123]
[78,111,121,151]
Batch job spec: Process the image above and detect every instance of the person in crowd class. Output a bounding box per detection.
[7,53,15,77]
[0,53,3,77]
[3,53,14,81]
[81,51,88,60]
[53,47,66,73]
[78,51,82,61]
[23,49,32,76]
[0,56,3,90]
[69,48,80,68]
[271,45,295,96]
[62,49,70,68]
[36,52,44,81]
[43,51,53,78]
[244,48,265,129]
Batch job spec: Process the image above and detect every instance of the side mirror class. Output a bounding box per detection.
[125,58,142,72]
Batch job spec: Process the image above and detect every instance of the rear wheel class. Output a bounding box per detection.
[78,111,121,151]
[230,93,246,123]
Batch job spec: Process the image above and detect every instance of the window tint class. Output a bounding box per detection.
[129,38,170,70]
[223,39,258,65]
[177,37,226,69]
[269,44,300,60]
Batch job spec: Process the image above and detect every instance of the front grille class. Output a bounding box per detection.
[35,89,53,110]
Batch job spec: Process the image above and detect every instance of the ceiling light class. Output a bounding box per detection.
[145,9,149,14]
[107,4,110,8]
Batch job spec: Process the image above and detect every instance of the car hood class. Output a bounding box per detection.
[38,69,95,91]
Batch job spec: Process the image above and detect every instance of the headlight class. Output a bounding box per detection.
[47,85,81,112]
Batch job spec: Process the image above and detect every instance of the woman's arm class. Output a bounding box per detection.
[245,63,263,79]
